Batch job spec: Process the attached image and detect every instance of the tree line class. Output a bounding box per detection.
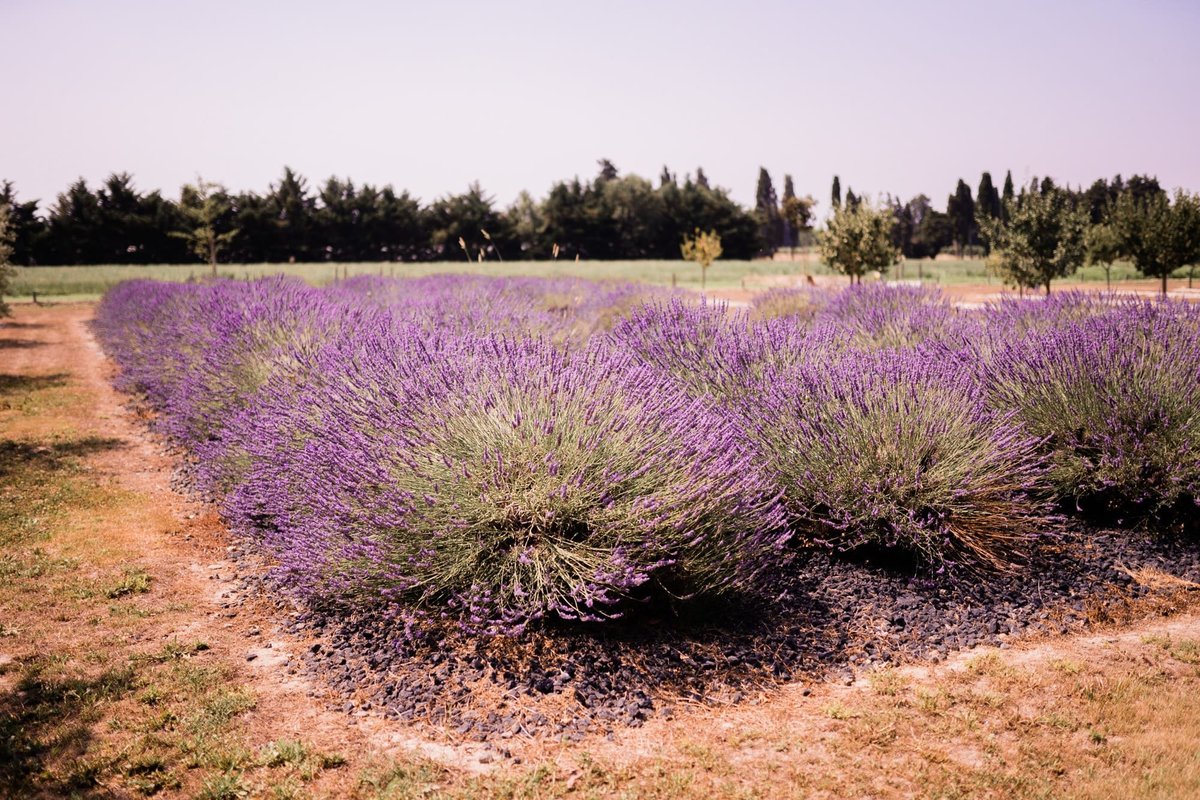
[1,162,763,266]
[0,162,1183,268]
[816,174,1200,295]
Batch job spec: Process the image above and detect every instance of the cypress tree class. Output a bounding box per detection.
[976,172,1001,220]
[755,167,781,255]
[946,179,977,255]
[781,175,797,251]
[831,175,842,208]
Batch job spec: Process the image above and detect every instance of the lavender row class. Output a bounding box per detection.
[95,277,1200,634]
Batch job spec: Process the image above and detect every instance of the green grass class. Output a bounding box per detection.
[10,257,1187,301]
[11,259,807,298]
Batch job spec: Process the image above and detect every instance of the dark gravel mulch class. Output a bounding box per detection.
[246,525,1200,744]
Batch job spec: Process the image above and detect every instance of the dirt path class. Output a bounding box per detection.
[4,302,1200,799]
[0,304,492,797]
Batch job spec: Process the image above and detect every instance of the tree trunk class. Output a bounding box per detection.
[1045,280,1051,296]
[1162,272,1168,297]
[1105,266,1111,291]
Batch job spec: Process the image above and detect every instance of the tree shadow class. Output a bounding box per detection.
[0,437,125,480]
[0,322,48,330]
[0,373,69,396]
[0,339,45,349]
[0,661,138,797]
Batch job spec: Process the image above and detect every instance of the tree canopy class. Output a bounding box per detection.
[1111,190,1200,295]
[980,186,1088,295]
[818,198,900,283]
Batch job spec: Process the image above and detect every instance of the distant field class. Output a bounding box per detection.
[8,257,1176,300]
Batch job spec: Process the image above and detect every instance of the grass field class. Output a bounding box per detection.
[9,258,1183,301]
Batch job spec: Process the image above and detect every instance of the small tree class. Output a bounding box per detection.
[681,228,723,290]
[174,179,238,276]
[1111,190,1200,295]
[1085,222,1122,290]
[0,203,15,316]
[818,199,900,284]
[979,188,1087,295]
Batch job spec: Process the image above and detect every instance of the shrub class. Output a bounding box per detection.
[609,298,839,402]
[98,278,381,493]
[750,283,961,350]
[93,280,201,405]
[750,286,830,322]
[970,290,1122,359]
[333,274,671,345]
[228,331,790,633]
[815,283,960,350]
[744,350,1051,570]
[986,299,1200,519]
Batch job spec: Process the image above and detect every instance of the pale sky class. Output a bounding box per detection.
[3,0,1198,212]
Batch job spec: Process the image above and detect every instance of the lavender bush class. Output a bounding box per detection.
[98,278,382,494]
[229,331,790,632]
[745,351,1052,570]
[750,283,960,350]
[815,283,959,349]
[93,279,201,406]
[986,299,1200,519]
[612,297,1048,570]
[333,274,672,345]
[609,298,840,401]
[750,286,831,322]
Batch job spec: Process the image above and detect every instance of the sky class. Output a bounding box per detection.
[3,0,1199,213]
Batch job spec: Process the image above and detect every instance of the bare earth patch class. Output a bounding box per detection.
[2,302,1199,799]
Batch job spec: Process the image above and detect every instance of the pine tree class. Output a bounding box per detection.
[597,159,619,183]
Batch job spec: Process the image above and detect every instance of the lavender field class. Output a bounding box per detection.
[94,276,1200,640]
[18,272,1183,756]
